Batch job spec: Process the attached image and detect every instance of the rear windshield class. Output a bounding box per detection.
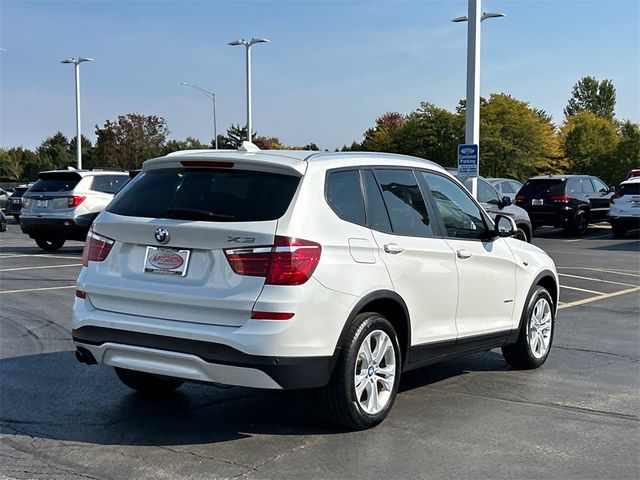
[12,187,29,198]
[107,168,300,222]
[520,179,565,197]
[29,173,82,193]
[618,183,640,195]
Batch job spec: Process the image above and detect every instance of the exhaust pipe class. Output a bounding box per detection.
[75,347,97,365]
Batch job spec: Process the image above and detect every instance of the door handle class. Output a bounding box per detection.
[383,243,405,254]
[456,249,473,259]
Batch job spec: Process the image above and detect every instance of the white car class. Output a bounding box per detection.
[609,177,640,238]
[72,145,559,429]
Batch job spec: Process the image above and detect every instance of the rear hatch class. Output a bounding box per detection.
[516,179,565,213]
[613,182,640,215]
[23,172,85,213]
[83,164,302,327]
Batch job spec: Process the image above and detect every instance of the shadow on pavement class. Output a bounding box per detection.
[0,350,509,445]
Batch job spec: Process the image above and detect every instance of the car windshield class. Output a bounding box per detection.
[29,173,82,193]
[107,168,300,222]
[618,183,640,195]
[520,179,565,196]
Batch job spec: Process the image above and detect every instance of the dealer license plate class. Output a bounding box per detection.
[144,246,191,276]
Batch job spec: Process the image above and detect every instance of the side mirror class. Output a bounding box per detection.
[495,214,517,238]
[500,196,512,207]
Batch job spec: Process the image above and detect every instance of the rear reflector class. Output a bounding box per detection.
[75,290,86,299]
[68,195,86,208]
[250,311,295,320]
[82,230,115,267]
[224,236,321,286]
[180,160,234,168]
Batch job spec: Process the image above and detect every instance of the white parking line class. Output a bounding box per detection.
[559,286,640,310]
[558,273,638,288]
[0,263,82,272]
[0,254,81,260]
[560,285,605,295]
[557,267,640,278]
[0,285,76,295]
[564,232,612,243]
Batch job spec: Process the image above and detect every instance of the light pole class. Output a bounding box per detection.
[452,0,504,155]
[228,37,269,142]
[181,82,218,149]
[61,57,94,169]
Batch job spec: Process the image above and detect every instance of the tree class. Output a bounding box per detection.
[253,136,285,150]
[561,111,619,184]
[394,103,464,167]
[614,121,640,181]
[479,94,565,179]
[0,148,24,181]
[361,112,406,152]
[221,124,255,149]
[6,147,49,181]
[564,77,616,120]
[94,114,169,169]
[165,136,208,154]
[69,135,94,169]
[36,132,74,170]
[303,143,319,151]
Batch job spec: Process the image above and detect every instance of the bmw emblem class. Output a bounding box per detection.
[154,227,169,244]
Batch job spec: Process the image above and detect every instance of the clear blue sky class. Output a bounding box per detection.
[1,0,638,151]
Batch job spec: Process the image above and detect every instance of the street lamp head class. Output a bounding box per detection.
[228,39,246,46]
[481,12,505,21]
[61,57,94,65]
[249,38,269,46]
[77,57,94,63]
[180,81,190,86]
[451,15,468,23]
[61,58,75,64]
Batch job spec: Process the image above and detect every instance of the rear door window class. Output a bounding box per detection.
[91,175,129,194]
[373,169,434,237]
[591,178,608,193]
[326,170,366,226]
[29,173,82,193]
[362,170,392,233]
[107,168,300,222]
[582,179,595,194]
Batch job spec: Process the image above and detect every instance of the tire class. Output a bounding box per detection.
[502,286,555,370]
[611,221,626,238]
[568,210,588,236]
[35,236,65,252]
[320,312,401,430]
[114,367,183,394]
[514,226,529,242]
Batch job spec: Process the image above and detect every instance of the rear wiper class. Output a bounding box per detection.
[166,208,236,221]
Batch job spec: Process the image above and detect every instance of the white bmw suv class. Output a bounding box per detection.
[72,146,558,429]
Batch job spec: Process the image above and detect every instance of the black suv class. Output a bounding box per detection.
[5,185,33,220]
[515,175,612,235]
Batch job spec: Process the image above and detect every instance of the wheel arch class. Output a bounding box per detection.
[517,222,532,242]
[335,290,411,369]
[507,269,558,344]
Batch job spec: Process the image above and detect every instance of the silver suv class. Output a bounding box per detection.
[21,170,129,251]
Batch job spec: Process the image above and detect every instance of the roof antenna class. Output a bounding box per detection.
[238,141,260,153]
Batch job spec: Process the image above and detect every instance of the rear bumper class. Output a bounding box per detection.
[73,325,336,389]
[609,216,640,228]
[525,208,574,227]
[20,217,90,241]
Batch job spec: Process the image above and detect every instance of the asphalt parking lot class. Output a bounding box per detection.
[1,219,638,480]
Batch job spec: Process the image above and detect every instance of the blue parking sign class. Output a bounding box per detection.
[457,144,478,180]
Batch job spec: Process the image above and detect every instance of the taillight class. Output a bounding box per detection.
[82,230,115,267]
[75,290,86,299]
[68,195,86,208]
[610,192,622,204]
[515,194,525,201]
[224,236,321,286]
[551,194,571,203]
